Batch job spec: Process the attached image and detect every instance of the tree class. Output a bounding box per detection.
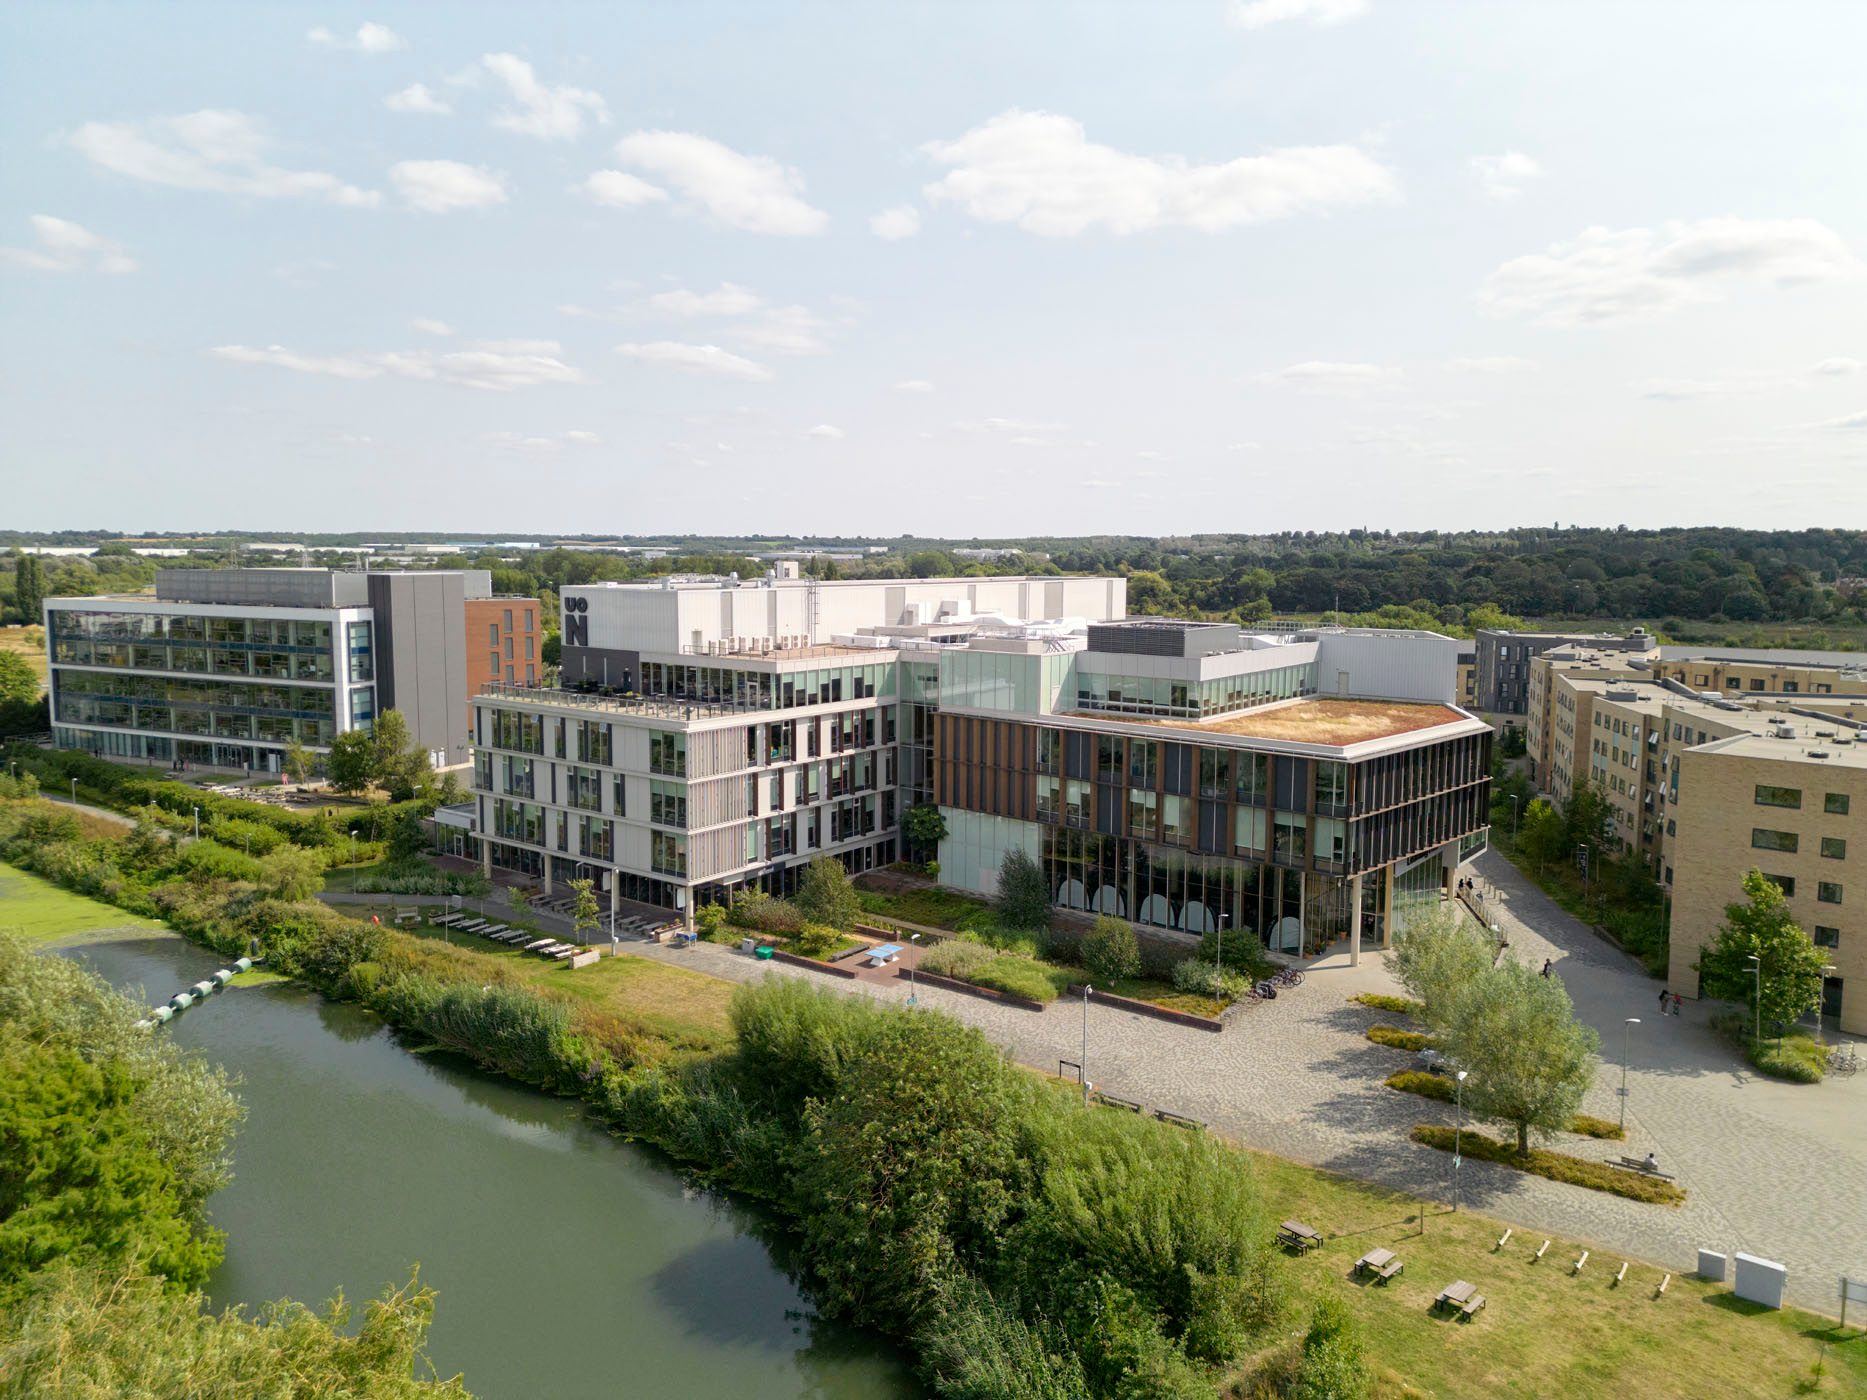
[1563,782,1615,857]
[1291,1287,1370,1400]
[13,554,44,623]
[282,738,316,786]
[1442,959,1600,1155]
[255,846,326,902]
[1518,798,1566,872]
[1386,910,1492,1030]
[903,803,947,863]
[795,855,860,931]
[996,847,1051,932]
[1695,869,1828,1036]
[326,730,374,795]
[1082,915,1140,982]
[369,709,430,801]
[567,878,599,942]
[387,810,428,865]
[0,652,36,706]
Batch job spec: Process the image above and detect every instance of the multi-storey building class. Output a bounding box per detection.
[45,567,484,772]
[1474,627,1655,715]
[1652,647,1867,698]
[464,595,542,715]
[1669,726,1866,1035]
[1524,642,1656,787]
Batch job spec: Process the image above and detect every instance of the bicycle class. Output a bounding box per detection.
[1828,1046,1860,1076]
[1272,966,1305,988]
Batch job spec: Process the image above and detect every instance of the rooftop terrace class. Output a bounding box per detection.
[1063,697,1472,746]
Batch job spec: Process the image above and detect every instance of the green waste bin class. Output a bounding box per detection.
[754,945,775,961]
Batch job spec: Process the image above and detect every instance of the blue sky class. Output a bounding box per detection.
[4,1,1866,535]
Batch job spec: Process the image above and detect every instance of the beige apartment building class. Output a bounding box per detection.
[1668,730,1864,1035]
[1654,653,1867,699]
[1523,642,1656,788]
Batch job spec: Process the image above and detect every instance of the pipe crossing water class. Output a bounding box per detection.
[137,954,258,1028]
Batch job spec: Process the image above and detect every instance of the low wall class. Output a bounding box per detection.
[906,968,1048,1012]
[766,948,859,980]
[1067,983,1224,1034]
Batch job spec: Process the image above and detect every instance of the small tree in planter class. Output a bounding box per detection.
[996,847,1050,932]
[796,855,861,930]
[568,877,600,944]
[1083,915,1141,983]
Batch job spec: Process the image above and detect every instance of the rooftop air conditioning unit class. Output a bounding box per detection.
[1773,725,1798,739]
[1808,750,1831,760]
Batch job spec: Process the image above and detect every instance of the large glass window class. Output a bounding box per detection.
[1127,787,1158,838]
[1751,829,1799,853]
[649,780,688,828]
[1234,751,1267,805]
[649,731,686,777]
[346,622,373,682]
[1827,793,1852,816]
[567,765,603,811]
[1315,761,1348,815]
[1755,784,1802,809]
[1128,740,1157,788]
[651,831,687,876]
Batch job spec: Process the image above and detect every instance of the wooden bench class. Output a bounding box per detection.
[1154,1109,1207,1132]
[1460,1292,1486,1319]
[1610,1156,1677,1182]
[394,907,419,926]
[1091,1091,1145,1113]
[1277,1220,1323,1252]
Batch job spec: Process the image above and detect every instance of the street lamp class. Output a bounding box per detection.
[908,932,922,1004]
[1745,953,1762,1044]
[1082,984,1093,1107]
[1453,1070,1469,1213]
[349,827,358,869]
[192,805,200,841]
[1818,964,1837,1045]
[1509,793,1520,843]
[71,777,78,804]
[1619,1017,1640,1134]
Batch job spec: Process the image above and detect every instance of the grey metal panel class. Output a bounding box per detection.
[368,572,469,766]
[157,567,367,608]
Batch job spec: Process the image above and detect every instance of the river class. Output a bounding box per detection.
[60,932,918,1400]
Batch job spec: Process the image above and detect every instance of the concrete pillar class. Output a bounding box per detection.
[479,838,491,878]
[1349,873,1364,967]
[542,859,553,896]
[1382,863,1396,948]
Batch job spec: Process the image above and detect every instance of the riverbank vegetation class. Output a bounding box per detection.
[0,929,467,1397]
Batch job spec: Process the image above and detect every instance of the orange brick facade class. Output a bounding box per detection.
[465,598,541,717]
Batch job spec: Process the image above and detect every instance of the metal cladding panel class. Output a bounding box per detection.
[1315,632,1459,704]
[156,567,366,608]
[368,573,469,764]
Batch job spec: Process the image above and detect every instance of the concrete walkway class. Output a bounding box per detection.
[335,871,1865,1314]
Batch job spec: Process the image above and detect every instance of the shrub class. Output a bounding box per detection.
[1197,929,1273,982]
[790,923,844,960]
[1749,1035,1826,1083]
[968,956,1062,1004]
[1365,1025,1436,1052]
[1409,1125,1686,1205]
[795,856,860,931]
[921,939,993,980]
[1383,1070,1454,1103]
[1568,1113,1626,1140]
[1350,992,1423,1017]
[996,847,1052,932]
[731,890,804,934]
[1170,959,1250,1002]
[694,903,727,936]
[1082,916,1141,983]
[1291,1288,1369,1400]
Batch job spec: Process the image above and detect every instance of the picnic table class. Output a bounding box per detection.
[1435,1279,1486,1318]
[1355,1248,1404,1282]
[865,942,904,966]
[1278,1220,1322,1251]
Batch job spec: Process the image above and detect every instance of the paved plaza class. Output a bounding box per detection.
[616,850,1867,1314]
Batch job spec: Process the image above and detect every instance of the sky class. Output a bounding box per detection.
[4,1,1867,537]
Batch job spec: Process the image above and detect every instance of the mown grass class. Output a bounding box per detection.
[0,859,162,945]
[1231,1150,1864,1398]
[1410,1125,1683,1205]
[855,883,1000,933]
[1750,1029,1828,1084]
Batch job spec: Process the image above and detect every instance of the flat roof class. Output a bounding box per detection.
[1063,697,1470,745]
[1693,732,1867,769]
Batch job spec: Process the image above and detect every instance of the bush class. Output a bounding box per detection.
[1350,992,1423,1017]
[731,890,804,934]
[694,903,727,936]
[795,856,860,931]
[968,956,1063,1004]
[1711,1012,1827,1082]
[1170,958,1250,1002]
[1568,1113,1626,1140]
[996,846,1052,932]
[1365,1025,1436,1052]
[1197,929,1272,982]
[921,939,994,980]
[1291,1288,1369,1400]
[1383,1070,1454,1103]
[1409,1125,1686,1205]
[1082,916,1140,983]
[790,923,845,960]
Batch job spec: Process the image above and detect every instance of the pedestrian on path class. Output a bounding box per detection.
[1541,958,1552,978]
[1671,992,1683,1016]
[1658,987,1669,1014]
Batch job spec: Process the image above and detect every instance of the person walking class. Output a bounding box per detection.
[1541,958,1553,978]
[1671,992,1683,1016]
[1658,987,1669,1014]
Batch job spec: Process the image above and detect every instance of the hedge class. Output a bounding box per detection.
[1365,1025,1437,1053]
[1409,1125,1684,1205]
[1350,993,1424,1017]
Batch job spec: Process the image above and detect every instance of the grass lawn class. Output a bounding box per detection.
[1232,1150,1864,1398]
[856,884,998,932]
[0,860,161,945]
[381,915,735,1048]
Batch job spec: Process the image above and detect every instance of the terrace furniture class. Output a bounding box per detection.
[1278,1220,1323,1252]
[1610,1156,1676,1181]
[456,920,489,934]
[478,924,508,938]
[1435,1281,1485,1318]
[1355,1249,1403,1282]
[523,939,556,952]
[675,930,697,948]
[394,908,420,926]
[865,942,904,967]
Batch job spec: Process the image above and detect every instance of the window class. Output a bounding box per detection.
[566,766,603,812]
[650,830,686,876]
[1234,751,1268,805]
[1818,881,1843,905]
[1827,793,1851,816]
[525,635,535,660]
[1814,926,1840,948]
[1128,740,1157,788]
[1037,727,1060,773]
[488,623,499,646]
[1198,748,1227,798]
[524,608,534,632]
[1315,761,1348,814]
[1765,874,1795,896]
[1754,785,1802,809]
[1822,836,1847,860]
[1751,829,1799,853]
[1161,795,1189,844]
[1127,787,1158,838]
[489,650,500,677]
[649,731,686,777]
[649,780,687,827]
[503,608,513,631]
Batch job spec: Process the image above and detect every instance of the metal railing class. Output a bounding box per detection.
[477,680,760,721]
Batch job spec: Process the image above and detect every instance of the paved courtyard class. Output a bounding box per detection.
[616,849,1867,1314]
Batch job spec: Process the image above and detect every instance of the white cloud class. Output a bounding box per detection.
[616,341,774,381]
[612,130,828,235]
[411,318,454,336]
[390,160,507,212]
[1470,151,1541,200]
[646,282,763,317]
[1813,357,1862,376]
[1450,355,1535,373]
[921,110,1394,236]
[1136,450,1165,461]
[577,170,667,207]
[1226,441,1263,451]
[69,110,378,206]
[733,304,833,356]
[894,379,935,393]
[481,53,608,141]
[384,83,451,116]
[0,215,136,273]
[488,428,601,451]
[870,204,921,240]
[805,423,845,439]
[959,416,1068,433]
[211,339,585,390]
[1815,410,1867,430]
[1479,218,1864,326]
[1258,361,1401,391]
[1008,436,1054,448]
[308,21,404,53]
[1231,0,1368,27]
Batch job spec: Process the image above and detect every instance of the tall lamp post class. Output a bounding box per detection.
[907,932,922,1005]
[1745,953,1762,1044]
[1619,1017,1641,1134]
[192,806,200,841]
[1819,964,1837,1045]
[71,777,78,805]
[1081,984,1093,1107]
[1453,1069,1469,1213]
[1509,793,1520,843]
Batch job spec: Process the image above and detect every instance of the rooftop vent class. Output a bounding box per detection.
[1773,725,1798,739]
[1807,750,1830,760]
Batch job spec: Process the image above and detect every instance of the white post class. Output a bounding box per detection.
[1348,873,1364,968]
[1620,1017,1640,1134]
[1081,985,1092,1107]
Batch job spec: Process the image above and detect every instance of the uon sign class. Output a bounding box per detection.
[564,595,588,647]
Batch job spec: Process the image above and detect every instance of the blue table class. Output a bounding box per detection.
[866,942,904,966]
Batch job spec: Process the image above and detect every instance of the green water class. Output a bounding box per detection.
[61,934,918,1400]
